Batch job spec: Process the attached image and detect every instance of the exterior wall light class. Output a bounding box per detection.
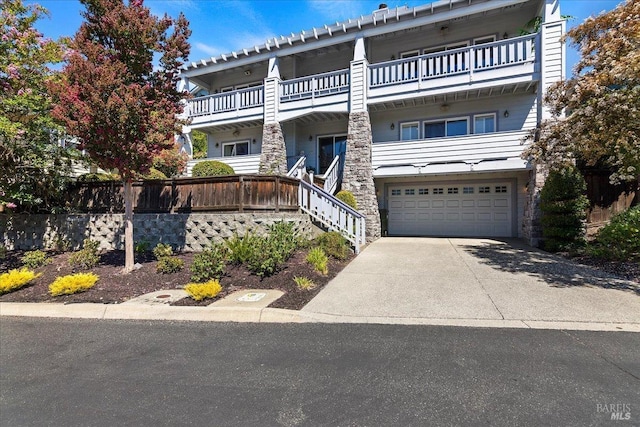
[390,123,395,130]
[504,110,509,118]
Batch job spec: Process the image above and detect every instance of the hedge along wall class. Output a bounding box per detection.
[0,213,320,252]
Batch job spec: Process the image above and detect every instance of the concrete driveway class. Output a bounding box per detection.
[302,238,640,330]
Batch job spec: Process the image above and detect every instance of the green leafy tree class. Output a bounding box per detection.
[0,0,73,212]
[524,0,640,185]
[191,129,207,159]
[51,0,191,272]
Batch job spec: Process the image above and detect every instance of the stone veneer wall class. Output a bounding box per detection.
[259,122,288,175]
[341,111,381,242]
[0,213,319,252]
[522,163,547,247]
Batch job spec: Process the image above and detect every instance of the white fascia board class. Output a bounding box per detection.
[183,0,532,78]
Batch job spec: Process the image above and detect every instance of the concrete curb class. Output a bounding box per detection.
[1,302,639,332]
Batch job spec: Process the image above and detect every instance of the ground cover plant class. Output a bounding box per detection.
[0,232,355,309]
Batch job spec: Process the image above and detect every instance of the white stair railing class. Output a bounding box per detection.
[321,155,341,194]
[297,172,366,254]
[287,156,307,177]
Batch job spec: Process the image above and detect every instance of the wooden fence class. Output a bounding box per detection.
[582,169,638,232]
[68,175,300,213]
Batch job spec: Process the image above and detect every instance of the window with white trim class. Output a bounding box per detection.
[222,140,249,157]
[400,50,420,58]
[391,189,401,196]
[400,122,420,141]
[424,117,469,138]
[474,113,496,134]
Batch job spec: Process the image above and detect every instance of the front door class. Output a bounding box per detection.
[318,135,346,174]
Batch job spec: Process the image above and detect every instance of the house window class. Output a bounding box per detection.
[400,50,420,58]
[447,187,459,194]
[400,122,420,140]
[463,187,474,194]
[424,118,469,138]
[220,86,234,93]
[391,189,401,196]
[318,134,347,174]
[222,140,249,157]
[474,113,496,134]
[433,188,444,194]
[418,188,429,195]
[495,185,507,193]
[479,186,491,193]
[405,189,415,195]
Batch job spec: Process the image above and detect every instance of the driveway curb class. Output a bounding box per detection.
[2,302,639,332]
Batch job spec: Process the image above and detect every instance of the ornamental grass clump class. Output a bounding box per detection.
[293,276,316,291]
[225,231,260,264]
[306,247,328,275]
[49,273,99,296]
[184,279,223,301]
[0,269,40,295]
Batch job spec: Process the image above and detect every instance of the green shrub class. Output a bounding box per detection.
[21,250,50,269]
[68,239,100,270]
[225,231,260,264]
[135,240,151,254]
[190,242,228,283]
[77,172,119,182]
[184,279,223,301]
[293,276,316,290]
[588,205,640,261]
[315,231,350,260]
[143,167,167,180]
[49,273,98,296]
[336,190,357,210]
[53,237,71,252]
[246,222,300,277]
[540,166,589,252]
[0,269,40,295]
[152,243,174,259]
[156,256,184,274]
[306,247,328,275]
[191,160,235,177]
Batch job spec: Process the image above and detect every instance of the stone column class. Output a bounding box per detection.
[259,56,288,175]
[522,162,547,247]
[259,121,288,175]
[342,111,381,242]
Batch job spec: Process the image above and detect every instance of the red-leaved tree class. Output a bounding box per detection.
[51,0,190,272]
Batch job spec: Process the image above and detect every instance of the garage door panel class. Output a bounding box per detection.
[388,182,513,237]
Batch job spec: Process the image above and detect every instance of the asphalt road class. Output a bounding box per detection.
[1,318,638,426]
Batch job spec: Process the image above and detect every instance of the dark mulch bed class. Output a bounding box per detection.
[564,254,640,284]
[0,249,354,310]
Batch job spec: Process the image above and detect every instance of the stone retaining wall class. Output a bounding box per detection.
[0,213,319,252]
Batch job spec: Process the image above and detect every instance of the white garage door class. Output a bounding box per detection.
[388,182,514,237]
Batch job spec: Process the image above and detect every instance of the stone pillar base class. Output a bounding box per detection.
[342,111,381,242]
[522,163,547,247]
[259,122,287,175]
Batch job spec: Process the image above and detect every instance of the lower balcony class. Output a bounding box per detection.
[372,130,531,177]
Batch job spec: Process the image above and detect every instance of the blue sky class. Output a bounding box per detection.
[29,0,622,77]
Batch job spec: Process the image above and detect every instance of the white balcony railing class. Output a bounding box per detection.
[188,86,264,117]
[369,34,536,88]
[280,69,350,102]
[186,154,262,176]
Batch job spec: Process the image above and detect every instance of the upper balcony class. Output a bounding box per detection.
[185,34,539,126]
[368,33,538,104]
